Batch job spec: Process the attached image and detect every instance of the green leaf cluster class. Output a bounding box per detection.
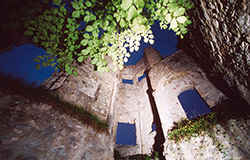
[20,0,193,75]
[167,112,218,142]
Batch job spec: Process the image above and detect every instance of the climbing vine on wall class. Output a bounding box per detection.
[19,0,193,75]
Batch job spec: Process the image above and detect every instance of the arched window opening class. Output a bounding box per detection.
[138,73,146,82]
[178,89,211,119]
[116,123,136,145]
[122,79,133,84]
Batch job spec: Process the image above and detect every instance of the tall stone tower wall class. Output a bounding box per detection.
[113,47,227,157]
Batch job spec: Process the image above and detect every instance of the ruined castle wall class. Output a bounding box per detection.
[43,58,119,121]
[113,77,155,157]
[178,0,250,105]
[0,92,114,160]
[114,48,228,158]
[149,50,226,136]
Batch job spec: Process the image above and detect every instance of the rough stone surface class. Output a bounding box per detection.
[178,0,250,105]
[112,48,227,158]
[164,118,250,160]
[0,92,114,160]
[43,57,119,122]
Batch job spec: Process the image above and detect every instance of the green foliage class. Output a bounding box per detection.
[167,113,218,142]
[20,0,193,75]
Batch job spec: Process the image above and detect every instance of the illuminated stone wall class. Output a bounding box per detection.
[113,47,227,158]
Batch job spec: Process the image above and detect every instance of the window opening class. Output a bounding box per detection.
[122,79,133,84]
[151,122,156,131]
[116,123,136,145]
[138,73,146,82]
[178,89,211,119]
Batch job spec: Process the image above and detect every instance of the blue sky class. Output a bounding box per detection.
[0,44,54,85]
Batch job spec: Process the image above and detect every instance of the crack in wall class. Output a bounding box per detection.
[144,69,166,160]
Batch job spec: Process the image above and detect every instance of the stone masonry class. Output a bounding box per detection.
[178,0,250,105]
[44,47,229,158]
[1,47,249,159]
[0,92,114,160]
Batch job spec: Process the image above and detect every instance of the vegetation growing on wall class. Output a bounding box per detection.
[167,112,218,142]
[167,100,250,153]
[1,0,193,75]
[0,72,108,132]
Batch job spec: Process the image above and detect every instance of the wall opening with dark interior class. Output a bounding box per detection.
[116,122,136,145]
[178,89,211,119]
[138,73,146,82]
[151,122,156,131]
[122,79,133,84]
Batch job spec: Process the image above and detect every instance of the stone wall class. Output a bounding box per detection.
[43,58,119,121]
[164,117,250,160]
[149,49,227,138]
[114,48,227,158]
[0,92,114,160]
[178,0,250,105]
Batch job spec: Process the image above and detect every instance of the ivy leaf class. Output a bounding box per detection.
[36,64,41,70]
[127,6,139,21]
[81,39,88,46]
[86,25,93,32]
[72,10,80,18]
[83,33,90,39]
[33,58,40,63]
[134,0,145,9]
[170,18,178,29]
[45,16,53,22]
[27,26,36,31]
[53,0,61,6]
[50,34,57,41]
[149,39,154,44]
[86,1,92,7]
[77,56,84,62]
[186,20,192,25]
[173,7,185,17]
[84,15,90,22]
[124,57,128,63]
[37,55,45,60]
[165,14,172,24]
[120,19,126,27]
[69,45,74,51]
[121,0,132,10]
[72,2,79,10]
[177,16,187,23]
[51,62,57,67]
[24,31,33,36]
[66,68,72,75]
[53,8,58,14]
[81,49,89,55]
[42,61,47,67]
[92,58,98,64]
[33,36,39,43]
[93,31,99,38]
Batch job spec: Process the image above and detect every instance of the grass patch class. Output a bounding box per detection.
[0,72,108,133]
